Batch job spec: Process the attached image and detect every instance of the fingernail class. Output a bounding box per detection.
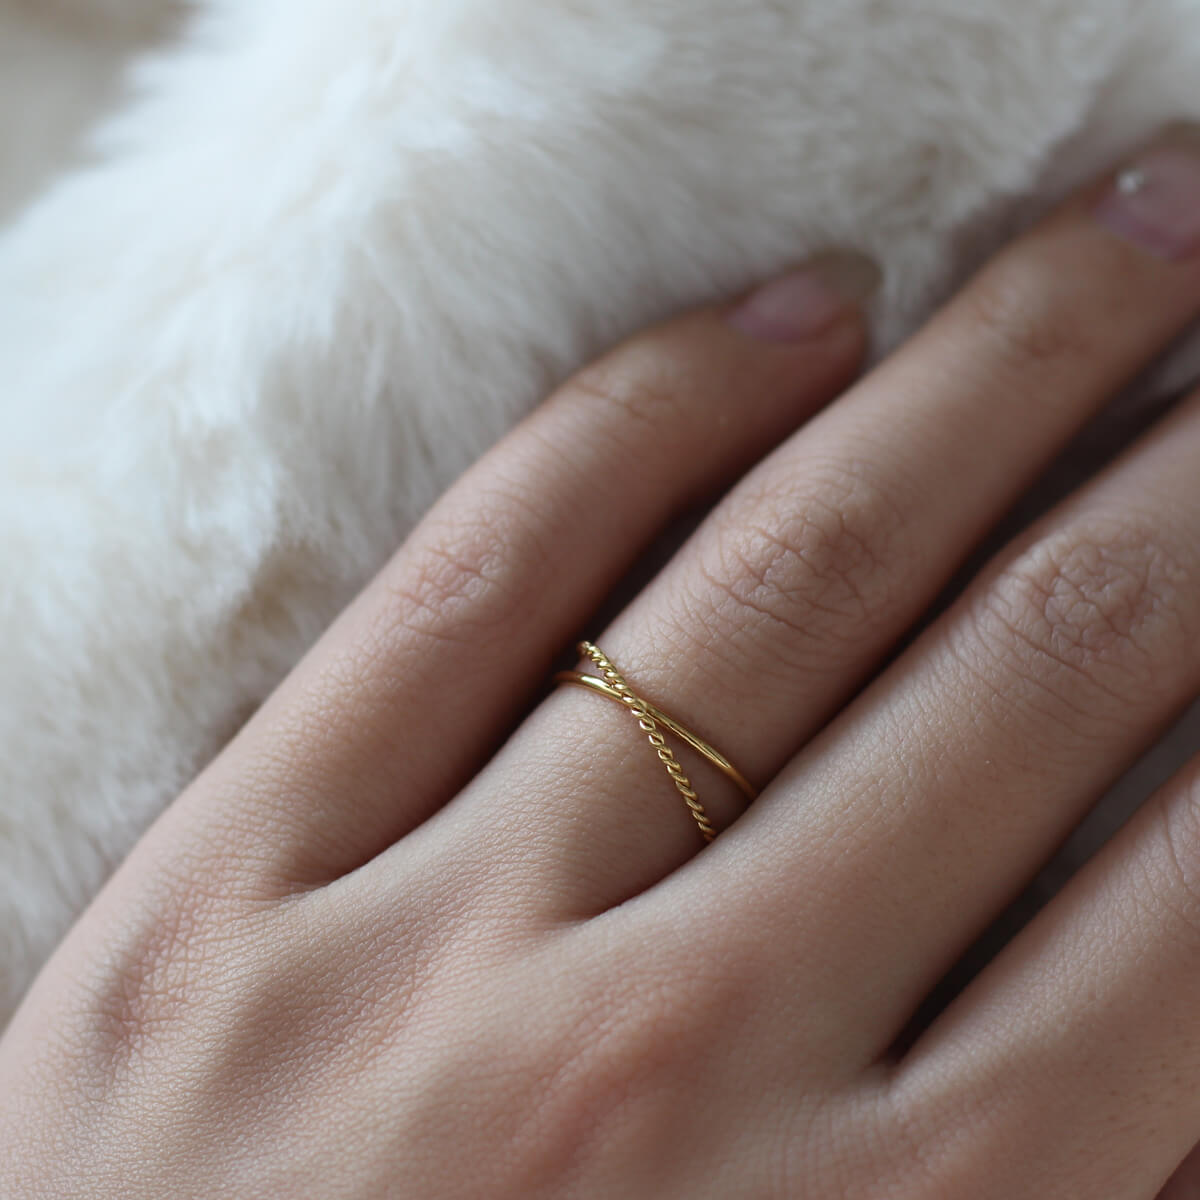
[1096,123,1200,261]
[728,251,880,343]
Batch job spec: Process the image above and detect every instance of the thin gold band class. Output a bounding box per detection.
[554,673,759,801]
[554,642,758,843]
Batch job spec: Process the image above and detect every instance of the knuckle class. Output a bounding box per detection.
[384,495,550,650]
[522,963,737,1181]
[78,872,246,1076]
[963,255,1092,371]
[89,915,192,1069]
[978,516,1193,697]
[557,977,693,1114]
[705,462,906,651]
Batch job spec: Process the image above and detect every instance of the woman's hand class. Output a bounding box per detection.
[6,130,1200,1199]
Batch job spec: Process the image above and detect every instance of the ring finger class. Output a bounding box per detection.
[466,128,1200,913]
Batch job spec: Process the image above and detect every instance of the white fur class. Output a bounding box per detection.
[2,0,1199,1020]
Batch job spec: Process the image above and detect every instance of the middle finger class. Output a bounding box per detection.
[720,381,1200,1064]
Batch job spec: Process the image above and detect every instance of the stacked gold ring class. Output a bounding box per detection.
[555,642,757,843]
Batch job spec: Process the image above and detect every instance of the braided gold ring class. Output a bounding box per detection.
[555,642,757,843]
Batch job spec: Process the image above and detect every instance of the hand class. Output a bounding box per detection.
[6,130,1200,1199]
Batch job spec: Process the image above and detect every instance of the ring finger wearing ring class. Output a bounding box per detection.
[460,130,1200,915]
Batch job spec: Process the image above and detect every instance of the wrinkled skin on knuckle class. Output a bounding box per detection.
[702,464,906,661]
[75,875,252,1078]
[8,877,276,1189]
[32,891,444,1189]
[973,517,1195,705]
[55,849,518,1147]
[382,494,551,651]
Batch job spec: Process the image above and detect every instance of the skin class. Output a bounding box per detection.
[5,133,1200,1198]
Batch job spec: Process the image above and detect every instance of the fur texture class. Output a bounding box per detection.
[2,0,1199,1021]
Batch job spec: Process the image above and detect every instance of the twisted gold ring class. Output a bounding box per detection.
[555,642,757,843]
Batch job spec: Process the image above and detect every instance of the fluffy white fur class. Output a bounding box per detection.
[2,0,1200,1021]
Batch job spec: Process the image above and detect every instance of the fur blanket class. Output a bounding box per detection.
[2,0,1199,1023]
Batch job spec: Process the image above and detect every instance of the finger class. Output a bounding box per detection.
[163,261,870,889]
[715,382,1200,1060]
[890,747,1200,1199]
[468,127,1200,915]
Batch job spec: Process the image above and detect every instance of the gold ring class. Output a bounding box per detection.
[554,642,757,843]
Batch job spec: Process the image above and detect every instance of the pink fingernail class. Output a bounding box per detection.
[729,252,880,343]
[1096,125,1200,261]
